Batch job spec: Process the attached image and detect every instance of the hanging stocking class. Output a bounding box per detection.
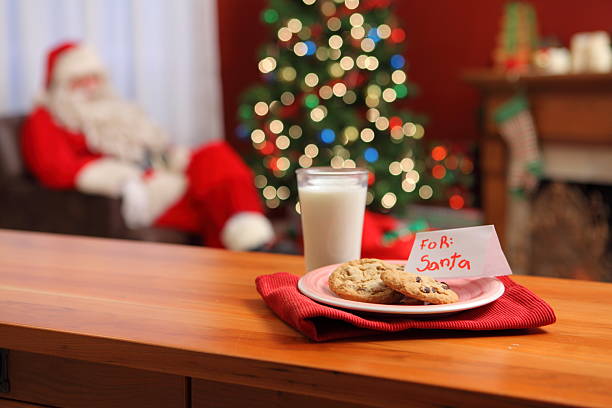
[494,94,542,196]
[494,94,542,274]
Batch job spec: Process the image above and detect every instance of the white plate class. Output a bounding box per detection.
[297,261,505,315]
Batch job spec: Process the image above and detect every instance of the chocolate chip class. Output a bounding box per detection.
[441,282,449,289]
[431,287,438,293]
[415,276,421,283]
[420,286,430,293]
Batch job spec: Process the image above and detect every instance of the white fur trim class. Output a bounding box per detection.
[120,170,187,229]
[221,212,274,251]
[76,158,141,197]
[52,45,106,86]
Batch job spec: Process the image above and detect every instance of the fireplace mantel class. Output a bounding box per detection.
[464,70,612,246]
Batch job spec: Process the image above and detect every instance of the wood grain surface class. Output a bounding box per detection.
[3,350,186,408]
[192,378,373,408]
[0,399,50,408]
[0,229,611,407]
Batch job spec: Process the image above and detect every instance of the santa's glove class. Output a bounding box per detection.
[164,146,192,173]
[121,178,152,229]
[121,171,187,229]
[221,212,275,251]
[76,158,141,198]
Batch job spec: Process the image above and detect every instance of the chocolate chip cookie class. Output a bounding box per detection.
[380,269,459,304]
[328,259,404,304]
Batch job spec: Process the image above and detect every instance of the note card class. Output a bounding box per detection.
[405,225,512,279]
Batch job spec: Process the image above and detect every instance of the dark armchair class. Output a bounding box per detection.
[0,115,195,244]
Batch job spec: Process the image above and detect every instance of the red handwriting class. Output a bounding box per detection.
[419,235,454,250]
[416,252,471,272]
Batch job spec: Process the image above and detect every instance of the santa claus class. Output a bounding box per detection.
[21,42,274,250]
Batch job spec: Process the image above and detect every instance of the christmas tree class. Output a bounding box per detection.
[237,0,473,215]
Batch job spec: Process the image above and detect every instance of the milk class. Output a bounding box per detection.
[299,182,367,271]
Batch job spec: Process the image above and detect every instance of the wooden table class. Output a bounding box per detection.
[0,229,611,408]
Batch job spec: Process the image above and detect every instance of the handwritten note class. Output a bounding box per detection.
[405,225,512,279]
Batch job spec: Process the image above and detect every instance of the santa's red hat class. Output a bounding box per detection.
[45,41,106,89]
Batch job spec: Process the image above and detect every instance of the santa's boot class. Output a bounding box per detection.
[221,212,274,251]
[186,142,275,250]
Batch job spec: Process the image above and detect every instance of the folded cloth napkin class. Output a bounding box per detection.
[256,273,556,342]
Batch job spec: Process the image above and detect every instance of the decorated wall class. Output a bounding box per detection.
[218,0,612,145]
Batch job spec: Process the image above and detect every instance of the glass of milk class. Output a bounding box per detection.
[296,167,369,271]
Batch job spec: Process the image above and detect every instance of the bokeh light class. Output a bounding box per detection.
[254,101,268,116]
[254,174,267,188]
[360,128,375,142]
[289,125,302,139]
[258,57,277,73]
[277,186,290,200]
[320,128,336,143]
[251,129,265,143]
[269,119,284,134]
[328,35,343,49]
[449,194,465,210]
[287,18,303,33]
[364,147,379,162]
[319,85,333,99]
[349,13,364,27]
[327,17,342,31]
[305,143,319,158]
[431,146,448,161]
[304,72,319,87]
[419,185,433,199]
[389,161,402,175]
[275,135,290,150]
[390,54,405,69]
[345,0,360,10]
[381,192,397,209]
[432,164,446,179]
[278,27,292,42]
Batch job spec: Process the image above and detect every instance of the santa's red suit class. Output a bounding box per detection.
[22,42,274,250]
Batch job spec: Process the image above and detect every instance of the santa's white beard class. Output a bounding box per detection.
[44,83,169,165]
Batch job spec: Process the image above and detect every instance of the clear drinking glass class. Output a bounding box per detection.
[296,167,369,271]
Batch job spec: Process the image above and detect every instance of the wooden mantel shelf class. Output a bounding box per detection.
[463,68,612,247]
[463,69,612,91]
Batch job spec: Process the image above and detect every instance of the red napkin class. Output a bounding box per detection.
[256,273,556,342]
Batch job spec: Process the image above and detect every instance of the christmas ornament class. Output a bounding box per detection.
[533,47,571,75]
